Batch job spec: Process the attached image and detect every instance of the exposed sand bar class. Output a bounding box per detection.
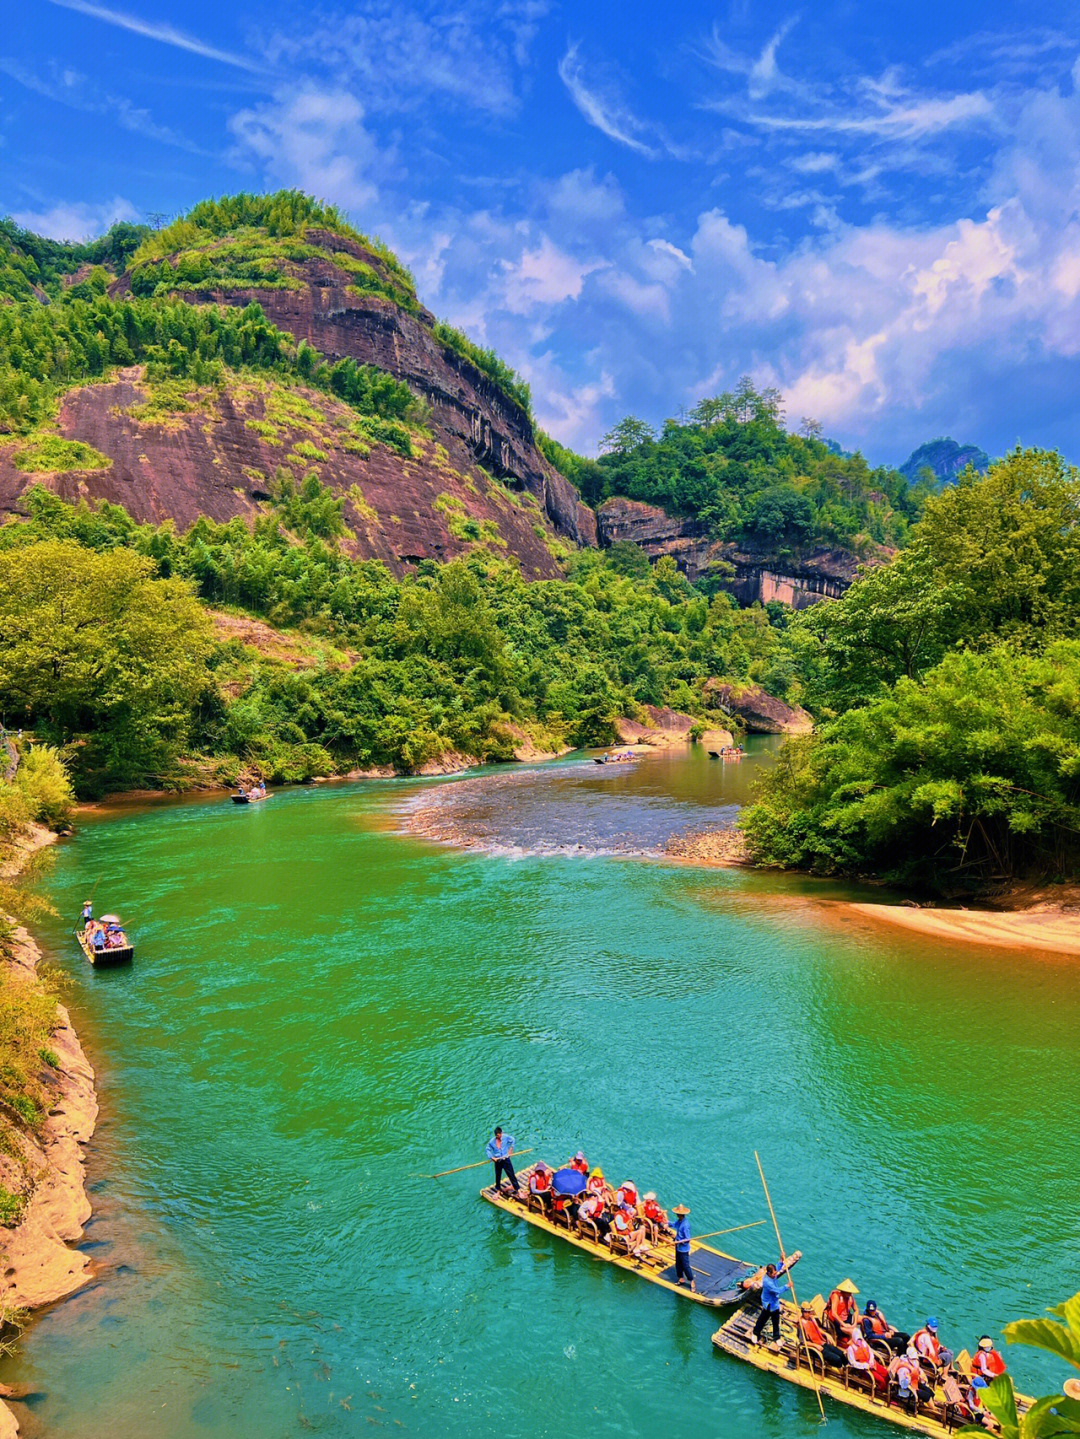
[842,901,1080,956]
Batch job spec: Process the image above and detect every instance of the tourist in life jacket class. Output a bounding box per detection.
[971,1336,1006,1381]
[614,1181,639,1213]
[846,1328,888,1391]
[577,1191,611,1237]
[891,1352,932,1410]
[570,1151,588,1175]
[826,1280,861,1343]
[587,1167,613,1204]
[610,1203,650,1257]
[799,1304,847,1369]
[912,1317,953,1371]
[964,1375,996,1429]
[862,1301,910,1355]
[528,1162,553,1207]
[641,1191,671,1237]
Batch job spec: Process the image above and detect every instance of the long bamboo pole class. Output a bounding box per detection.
[422,1149,533,1180]
[754,1150,827,1426]
[688,1219,767,1243]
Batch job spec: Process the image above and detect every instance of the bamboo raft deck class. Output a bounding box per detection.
[712,1300,1032,1438]
[75,929,134,967]
[482,1161,763,1308]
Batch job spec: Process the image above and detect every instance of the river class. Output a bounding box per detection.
[3,743,1078,1437]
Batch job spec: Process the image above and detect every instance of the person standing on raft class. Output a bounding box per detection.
[672,1204,695,1293]
[486,1126,521,1196]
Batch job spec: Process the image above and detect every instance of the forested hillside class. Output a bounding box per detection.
[741,449,1080,891]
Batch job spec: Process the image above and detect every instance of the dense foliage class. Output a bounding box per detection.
[430,321,533,417]
[0,217,148,301]
[742,449,1080,890]
[590,380,925,553]
[0,485,804,793]
[0,293,421,445]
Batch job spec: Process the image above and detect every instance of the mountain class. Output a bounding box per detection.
[0,194,592,579]
[899,437,990,486]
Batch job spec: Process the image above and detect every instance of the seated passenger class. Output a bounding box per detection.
[971,1336,1006,1381]
[91,927,106,951]
[614,1180,639,1212]
[862,1300,910,1354]
[846,1328,888,1391]
[965,1376,995,1429]
[891,1352,933,1410]
[641,1191,671,1236]
[912,1318,953,1371]
[528,1163,553,1206]
[798,1304,847,1369]
[826,1280,860,1343]
[570,1151,589,1175]
[577,1191,610,1237]
[586,1167,611,1202]
[610,1203,650,1258]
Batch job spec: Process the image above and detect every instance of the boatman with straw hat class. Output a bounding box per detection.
[672,1204,695,1293]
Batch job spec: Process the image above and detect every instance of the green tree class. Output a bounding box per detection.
[0,541,212,792]
[960,1293,1080,1438]
[600,416,656,455]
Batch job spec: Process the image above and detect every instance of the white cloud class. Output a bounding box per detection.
[11,195,138,242]
[499,235,607,313]
[557,43,659,158]
[44,0,261,71]
[542,167,624,221]
[229,86,383,208]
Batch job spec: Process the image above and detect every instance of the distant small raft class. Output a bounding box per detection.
[76,930,134,967]
[482,1162,762,1308]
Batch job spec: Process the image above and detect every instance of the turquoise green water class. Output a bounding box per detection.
[4,748,1079,1437]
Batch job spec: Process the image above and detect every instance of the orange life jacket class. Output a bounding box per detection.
[571,1158,588,1174]
[895,1357,921,1389]
[913,1330,940,1361]
[849,1339,872,1367]
[643,1200,666,1223]
[612,1208,634,1234]
[801,1318,827,1347]
[579,1195,601,1219]
[530,1170,551,1194]
[616,1184,638,1209]
[865,1313,888,1335]
[973,1349,1005,1378]
[829,1293,855,1323]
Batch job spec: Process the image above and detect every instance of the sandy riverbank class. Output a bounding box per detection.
[0,826,98,1439]
[841,898,1080,955]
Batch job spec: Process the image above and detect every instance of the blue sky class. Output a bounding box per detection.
[5,1,1080,465]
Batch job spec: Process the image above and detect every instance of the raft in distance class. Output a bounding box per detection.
[482,1162,767,1308]
[712,1300,1034,1439]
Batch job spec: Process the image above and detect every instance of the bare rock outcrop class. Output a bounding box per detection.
[615,704,733,750]
[596,496,863,605]
[704,682,814,734]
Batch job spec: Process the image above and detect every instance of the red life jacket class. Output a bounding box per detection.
[973,1349,1005,1378]
[579,1195,601,1219]
[530,1169,551,1194]
[616,1184,638,1209]
[612,1208,633,1234]
[643,1200,666,1223]
[571,1158,588,1174]
[587,1175,605,1196]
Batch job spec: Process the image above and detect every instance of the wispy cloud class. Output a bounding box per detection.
[44,0,262,72]
[11,195,139,242]
[704,17,809,100]
[0,56,204,150]
[750,88,995,140]
[558,43,659,158]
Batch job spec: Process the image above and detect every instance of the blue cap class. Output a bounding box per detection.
[972,1376,987,1389]
[865,1302,878,1313]
[926,1317,938,1330]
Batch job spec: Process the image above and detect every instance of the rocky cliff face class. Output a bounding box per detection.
[111,230,596,553]
[0,367,577,578]
[596,496,860,606]
[899,437,990,486]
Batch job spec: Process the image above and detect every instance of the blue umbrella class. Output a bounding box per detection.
[552,1167,586,1196]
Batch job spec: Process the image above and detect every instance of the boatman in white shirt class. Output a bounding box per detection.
[485,1126,521,1196]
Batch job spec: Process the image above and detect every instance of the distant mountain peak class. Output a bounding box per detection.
[900,437,990,486]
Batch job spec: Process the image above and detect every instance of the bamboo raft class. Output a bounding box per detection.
[712,1298,1033,1437]
[75,928,134,967]
[482,1161,765,1308]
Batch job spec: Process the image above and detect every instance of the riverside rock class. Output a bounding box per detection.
[703,682,814,734]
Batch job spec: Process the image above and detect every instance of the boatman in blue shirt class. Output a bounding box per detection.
[485,1126,521,1196]
[751,1258,797,1347]
[672,1204,696,1293]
